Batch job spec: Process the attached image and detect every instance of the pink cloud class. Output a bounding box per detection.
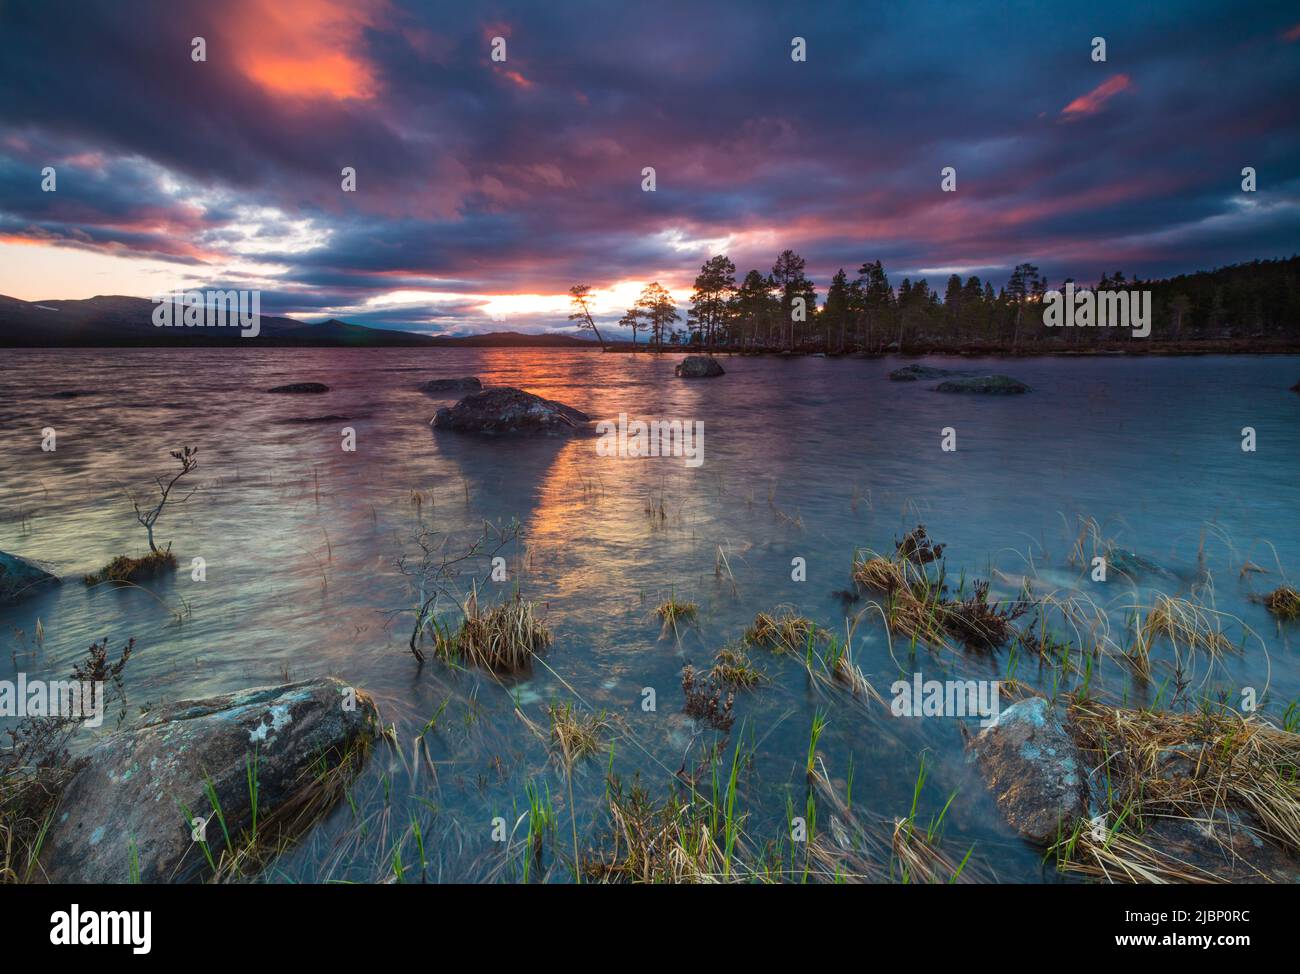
[1061,74,1132,119]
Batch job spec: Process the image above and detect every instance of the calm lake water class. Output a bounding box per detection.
[1,348,1297,882]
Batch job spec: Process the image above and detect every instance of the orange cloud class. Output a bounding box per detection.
[1283,23,1300,42]
[232,0,387,101]
[1061,73,1132,119]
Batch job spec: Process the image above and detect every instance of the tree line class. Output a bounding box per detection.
[569,253,1300,352]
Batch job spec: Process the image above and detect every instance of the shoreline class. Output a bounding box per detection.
[4,337,1300,355]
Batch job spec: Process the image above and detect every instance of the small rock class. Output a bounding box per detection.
[968,697,1087,845]
[418,376,482,395]
[41,678,378,883]
[0,550,59,602]
[889,364,969,381]
[934,374,1030,394]
[267,382,330,394]
[432,386,588,435]
[674,356,725,378]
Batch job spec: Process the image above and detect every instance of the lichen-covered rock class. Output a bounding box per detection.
[267,382,329,394]
[934,374,1030,394]
[432,386,588,435]
[889,364,969,381]
[0,550,59,602]
[968,696,1087,845]
[41,678,378,883]
[674,356,725,378]
[419,376,482,395]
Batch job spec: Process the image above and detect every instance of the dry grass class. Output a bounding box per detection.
[654,595,698,633]
[1262,586,1300,620]
[1139,595,1236,658]
[83,550,177,585]
[745,608,818,653]
[546,702,611,768]
[1059,701,1300,882]
[435,590,552,672]
[583,777,729,883]
[710,645,764,689]
[0,770,69,883]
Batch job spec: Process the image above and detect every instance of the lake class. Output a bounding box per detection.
[2,348,1297,882]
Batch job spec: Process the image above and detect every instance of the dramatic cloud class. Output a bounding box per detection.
[0,0,1297,335]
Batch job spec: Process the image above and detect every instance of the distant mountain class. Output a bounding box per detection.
[0,294,599,348]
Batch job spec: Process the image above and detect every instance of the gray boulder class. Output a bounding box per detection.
[419,376,482,395]
[675,356,725,378]
[41,678,378,883]
[934,374,1030,394]
[0,551,59,602]
[432,386,588,435]
[968,696,1087,845]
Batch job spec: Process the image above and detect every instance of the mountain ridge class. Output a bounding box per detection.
[0,294,599,348]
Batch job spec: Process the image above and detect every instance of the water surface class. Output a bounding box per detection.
[1,349,1297,881]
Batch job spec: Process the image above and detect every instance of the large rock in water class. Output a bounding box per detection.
[968,697,1087,845]
[419,376,482,395]
[889,364,970,381]
[675,355,725,378]
[0,550,59,602]
[432,386,588,435]
[934,374,1030,394]
[41,678,378,883]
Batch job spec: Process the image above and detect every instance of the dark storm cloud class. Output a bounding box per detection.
[0,0,1296,332]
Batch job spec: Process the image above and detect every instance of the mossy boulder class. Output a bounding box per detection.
[40,678,378,883]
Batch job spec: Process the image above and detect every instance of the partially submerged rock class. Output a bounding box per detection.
[934,374,1030,394]
[889,364,969,381]
[267,382,329,394]
[418,376,482,395]
[968,696,1087,845]
[674,355,725,378]
[1106,548,1176,580]
[41,678,378,883]
[0,550,59,602]
[432,386,588,435]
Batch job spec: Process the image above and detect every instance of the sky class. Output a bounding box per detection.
[0,0,1297,336]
